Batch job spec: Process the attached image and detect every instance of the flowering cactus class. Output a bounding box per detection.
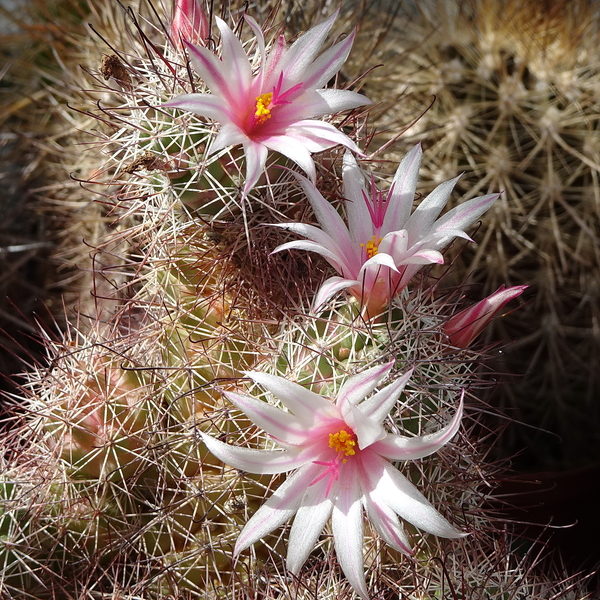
[1,1,583,599]
[201,363,465,599]
[162,11,371,194]
[274,145,498,316]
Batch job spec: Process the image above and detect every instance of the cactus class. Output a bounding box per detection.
[0,0,594,599]
[363,0,600,470]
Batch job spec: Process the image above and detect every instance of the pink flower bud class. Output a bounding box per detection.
[171,0,209,47]
[444,285,528,348]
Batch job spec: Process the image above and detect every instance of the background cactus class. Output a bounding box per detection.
[0,0,596,598]
[361,0,600,471]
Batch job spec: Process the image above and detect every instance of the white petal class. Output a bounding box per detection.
[161,93,230,122]
[235,463,321,554]
[245,371,339,426]
[222,390,309,446]
[357,252,399,280]
[342,400,386,450]
[372,396,463,461]
[286,476,333,574]
[313,276,359,311]
[285,120,362,154]
[382,143,423,235]
[185,40,237,104]
[291,171,357,263]
[262,134,317,182]
[358,368,413,425]
[242,141,269,196]
[375,458,466,538]
[430,193,499,247]
[405,176,460,246]
[338,361,395,408]
[331,462,369,600]
[281,11,339,83]
[363,488,412,555]
[342,151,373,247]
[200,431,309,474]
[209,122,247,154]
[302,88,372,118]
[214,17,252,93]
[272,239,349,275]
[301,32,356,89]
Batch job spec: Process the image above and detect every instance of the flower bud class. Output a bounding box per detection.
[171,0,209,48]
[444,285,528,347]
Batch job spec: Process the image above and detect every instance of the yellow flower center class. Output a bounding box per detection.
[329,429,356,462]
[360,235,381,259]
[254,92,273,125]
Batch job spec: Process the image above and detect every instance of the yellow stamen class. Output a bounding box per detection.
[254,92,273,125]
[360,235,381,259]
[329,429,357,459]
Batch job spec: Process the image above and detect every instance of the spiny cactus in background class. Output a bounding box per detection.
[0,0,593,598]
[363,0,600,469]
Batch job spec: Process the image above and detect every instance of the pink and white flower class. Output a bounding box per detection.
[444,284,528,348]
[273,145,499,316]
[200,362,465,599]
[162,12,371,195]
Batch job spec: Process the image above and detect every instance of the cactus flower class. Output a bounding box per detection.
[162,12,371,195]
[444,284,528,347]
[200,362,465,599]
[273,145,499,316]
[171,0,209,47]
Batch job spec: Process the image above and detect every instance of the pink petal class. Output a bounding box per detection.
[331,461,369,600]
[235,463,322,554]
[372,395,463,460]
[199,431,310,475]
[444,285,527,348]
